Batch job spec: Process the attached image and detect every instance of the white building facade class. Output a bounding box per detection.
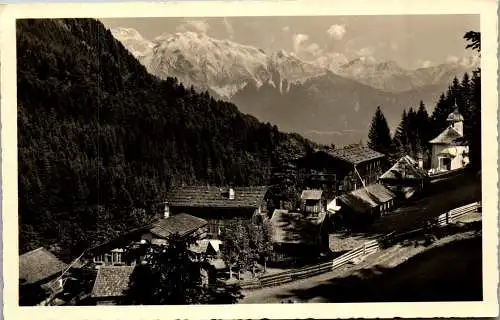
[429,107,469,172]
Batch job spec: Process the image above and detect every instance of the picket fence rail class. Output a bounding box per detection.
[436,202,481,226]
[240,202,481,290]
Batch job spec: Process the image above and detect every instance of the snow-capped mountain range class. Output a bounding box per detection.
[112,26,478,99]
[113,28,326,98]
[111,27,479,145]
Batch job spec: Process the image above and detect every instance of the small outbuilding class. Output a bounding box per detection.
[379,155,429,199]
[269,209,329,264]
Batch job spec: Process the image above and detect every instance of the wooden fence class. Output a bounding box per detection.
[436,202,481,226]
[241,202,481,290]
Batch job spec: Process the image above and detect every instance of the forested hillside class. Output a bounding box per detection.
[17,18,316,258]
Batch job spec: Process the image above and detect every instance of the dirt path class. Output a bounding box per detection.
[240,228,481,304]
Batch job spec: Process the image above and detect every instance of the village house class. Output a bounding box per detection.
[19,247,70,305]
[164,186,271,238]
[295,145,386,199]
[269,209,330,264]
[86,213,209,268]
[299,189,326,214]
[379,155,430,199]
[429,106,469,173]
[329,183,396,227]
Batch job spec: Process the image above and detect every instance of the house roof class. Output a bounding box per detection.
[350,188,379,208]
[379,155,429,181]
[150,213,208,239]
[328,145,385,165]
[165,186,268,209]
[363,184,396,203]
[270,209,326,245]
[91,266,135,298]
[19,247,68,285]
[338,183,396,214]
[337,193,374,214]
[429,126,466,145]
[301,189,323,200]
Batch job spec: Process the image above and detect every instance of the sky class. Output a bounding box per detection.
[101,15,479,70]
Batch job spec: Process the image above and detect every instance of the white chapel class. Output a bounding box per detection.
[429,104,469,172]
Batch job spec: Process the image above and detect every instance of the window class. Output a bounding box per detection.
[93,254,104,264]
[112,251,122,264]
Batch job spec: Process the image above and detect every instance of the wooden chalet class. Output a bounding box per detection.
[19,247,69,305]
[299,189,326,214]
[164,186,271,238]
[295,145,385,199]
[379,155,430,199]
[332,183,396,227]
[85,213,209,268]
[269,209,329,263]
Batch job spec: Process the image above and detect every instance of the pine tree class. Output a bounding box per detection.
[368,106,393,156]
[415,101,431,150]
[393,110,412,158]
[464,30,481,171]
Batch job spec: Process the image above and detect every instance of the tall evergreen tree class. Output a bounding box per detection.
[415,101,431,147]
[368,106,393,157]
[393,110,412,158]
[464,31,481,171]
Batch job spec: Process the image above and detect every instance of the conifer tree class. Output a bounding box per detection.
[393,110,412,158]
[368,106,393,157]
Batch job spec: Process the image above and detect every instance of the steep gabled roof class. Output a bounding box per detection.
[363,183,396,203]
[338,183,396,214]
[300,189,323,200]
[429,126,466,145]
[91,266,135,299]
[19,247,68,285]
[270,210,326,245]
[328,145,385,165]
[379,155,429,181]
[150,213,207,239]
[165,186,268,209]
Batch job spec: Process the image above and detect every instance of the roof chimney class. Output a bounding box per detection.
[229,188,235,200]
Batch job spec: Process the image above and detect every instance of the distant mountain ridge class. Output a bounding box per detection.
[111,28,326,98]
[111,26,477,97]
[336,57,478,92]
[111,26,478,145]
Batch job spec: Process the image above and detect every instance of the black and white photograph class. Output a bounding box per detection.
[1,1,498,319]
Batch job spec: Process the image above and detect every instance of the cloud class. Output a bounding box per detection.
[223,17,234,39]
[176,20,210,34]
[445,55,460,64]
[292,33,310,52]
[292,33,323,59]
[326,24,346,40]
[350,46,376,63]
[457,54,480,68]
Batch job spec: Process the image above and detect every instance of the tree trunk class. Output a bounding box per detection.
[229,265,234,279]
[264,258,267,273]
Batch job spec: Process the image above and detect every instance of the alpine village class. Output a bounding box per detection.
[18,19,483,306]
